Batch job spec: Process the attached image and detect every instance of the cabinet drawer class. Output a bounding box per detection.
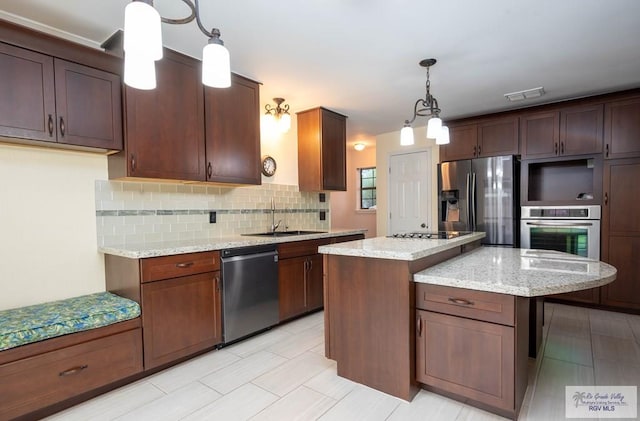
[141,251,220,282]
[416,284,515,326]
[0,328,142,420]
[278,239,330,259]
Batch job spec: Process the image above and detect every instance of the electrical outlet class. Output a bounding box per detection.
[209,211,216,223]
[319,211,326,221]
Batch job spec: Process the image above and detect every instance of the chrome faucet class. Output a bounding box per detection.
[270,198,281,233]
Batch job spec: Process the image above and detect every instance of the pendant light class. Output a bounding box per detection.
[123,0,231,89]
[401,58,449,145]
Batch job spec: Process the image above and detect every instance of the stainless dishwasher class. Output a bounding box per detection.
[220,244,279,344]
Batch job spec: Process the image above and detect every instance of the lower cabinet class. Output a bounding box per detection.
[141,272,222,369]
[415,284,528,419]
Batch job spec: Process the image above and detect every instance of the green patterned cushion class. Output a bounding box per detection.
[0,292,141,351]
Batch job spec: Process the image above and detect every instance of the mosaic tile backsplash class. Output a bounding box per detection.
[95,181,330,246]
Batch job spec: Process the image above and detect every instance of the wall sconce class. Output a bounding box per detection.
[263,98,291,134]
[354,143,366,151]
[123,0,231,90]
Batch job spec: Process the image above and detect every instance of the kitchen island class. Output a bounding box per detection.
[318,235,616,419]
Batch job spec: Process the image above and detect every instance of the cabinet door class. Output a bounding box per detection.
[124,51,205,180]
[54,59,123,150]
[520,111,559,159]
[560,103,603,156]
[478,117,519,157]
[205,74,260,184]
[278,256,307,321]
[0,42,55,142]
[321,109,347,191]
[604,97,640,159]
[440,124,477,161]
[306,254,324,311]
[141,272,221,369]
[601,158,640,310]
[416,310,514,412]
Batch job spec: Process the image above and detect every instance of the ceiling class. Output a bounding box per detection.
[2,0,640,143]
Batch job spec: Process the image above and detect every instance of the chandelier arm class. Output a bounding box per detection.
[160,0,196,25]
[193,0,216,38]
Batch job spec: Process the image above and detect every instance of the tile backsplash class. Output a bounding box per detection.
[95,181,330,246]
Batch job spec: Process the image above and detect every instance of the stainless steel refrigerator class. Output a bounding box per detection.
[437,155,518,246]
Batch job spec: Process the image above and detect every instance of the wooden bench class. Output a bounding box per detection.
[0,292,143,420]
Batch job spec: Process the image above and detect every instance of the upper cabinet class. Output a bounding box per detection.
[205,74,261,184]
[117,50,206,181]
[440,116,518,162]
[297,107,347,191]
[0,42,122,151]
[109,49,261,184]
[521,104,603,159]
[604,96,640,159]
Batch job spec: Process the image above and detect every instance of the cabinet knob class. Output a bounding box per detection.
[605,143,610,158]
[131,155,136,172]
[604,192,608,206]
[554,142,558,155]
[416,316,422,336]
[59,117,65,137]
[207,162,213,179]
[448,297,474,306]
[59,365,88,377]
[47,114,54,136]
[477,145,481,156]
[175,262,194,268]
[560,142,564,155]
[473,145,477,157]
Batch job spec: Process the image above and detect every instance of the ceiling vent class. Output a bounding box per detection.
[504,86,545,102]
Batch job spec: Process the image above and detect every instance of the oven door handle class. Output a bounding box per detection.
[524,221,595,227]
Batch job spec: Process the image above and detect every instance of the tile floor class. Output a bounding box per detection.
[46,303,640,421]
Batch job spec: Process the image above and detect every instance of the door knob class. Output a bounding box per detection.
[420,223,427,228]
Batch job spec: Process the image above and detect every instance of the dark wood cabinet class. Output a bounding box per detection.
[522,105,603,159]
[440,117,518,162]
[141,272,221,369]
[119,50,205,181]
[278,256,308,321]
[205,74,261,184]
[0,41,122,150]
[415,283,528,419]
[297,107,347,191]
[604,96,640,159]
[601,158,640,310]
[520,111,560,159]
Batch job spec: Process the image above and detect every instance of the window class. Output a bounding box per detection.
[358,167,377,210]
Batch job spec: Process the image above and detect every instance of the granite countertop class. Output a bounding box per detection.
[99,229,366,259]
[317,232,486,261]
[414,247,617,297]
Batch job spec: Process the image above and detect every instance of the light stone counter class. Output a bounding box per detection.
[99,229,366,259]
[317,232,486,261]
[414,247,617,297]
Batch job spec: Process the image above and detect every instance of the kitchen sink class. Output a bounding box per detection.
[243,230,327,237]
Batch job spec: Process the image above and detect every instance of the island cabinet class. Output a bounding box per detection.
[600,158,640,310]
[604,95,640,159]
[0,41,123,151]
[440,116,519,162]
[520,104,603,159]
[297,107,347,191]
[105,251,222,370]
[415,284,529,419]
[109,49,261,184]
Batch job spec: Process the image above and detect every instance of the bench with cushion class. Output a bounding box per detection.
[0,292,143,420]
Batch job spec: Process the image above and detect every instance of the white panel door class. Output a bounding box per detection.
[388,150,431,235]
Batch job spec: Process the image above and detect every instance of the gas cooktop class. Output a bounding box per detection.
[388,231,473,240]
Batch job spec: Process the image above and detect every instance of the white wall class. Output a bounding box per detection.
[0,143,108,310]
[375,127,440,237]
[260,115,299,186]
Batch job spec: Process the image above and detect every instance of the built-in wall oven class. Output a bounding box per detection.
[520,205,601,259]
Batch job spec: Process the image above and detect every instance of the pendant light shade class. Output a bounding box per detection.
[426,116,442,139]
[436,126,450,145]
[400,123,415,146]
[123,1,162,60]
[124,54,157,90]
[202,35,231,88]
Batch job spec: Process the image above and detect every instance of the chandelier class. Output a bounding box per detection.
[263,98,292,134]
[123,0,230,90]
[401,58,449,146]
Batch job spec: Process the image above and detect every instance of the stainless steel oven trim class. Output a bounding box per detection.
[521,205,601,220]
[520,219,600,260]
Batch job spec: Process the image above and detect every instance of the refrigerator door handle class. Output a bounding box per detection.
[466,172,472,231]
[471,172,477,231]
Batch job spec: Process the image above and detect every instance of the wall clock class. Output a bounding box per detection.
[261,155,277,177]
